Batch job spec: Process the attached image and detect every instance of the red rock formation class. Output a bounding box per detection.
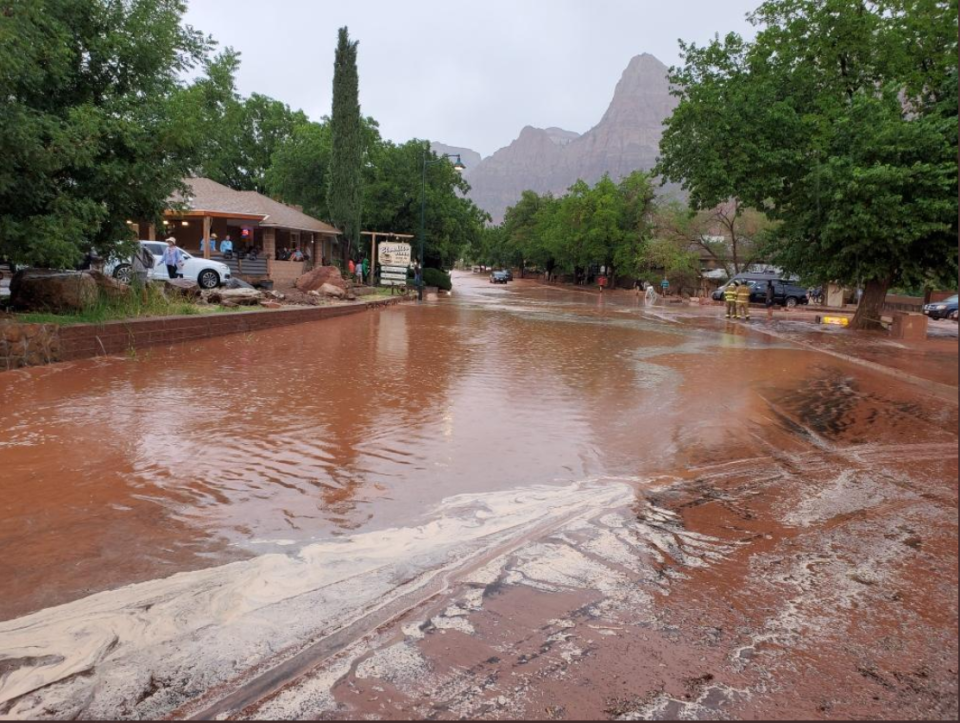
[461,54,678,223]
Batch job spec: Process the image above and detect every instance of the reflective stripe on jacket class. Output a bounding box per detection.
[737,284,752,302]
[724,286,739,302]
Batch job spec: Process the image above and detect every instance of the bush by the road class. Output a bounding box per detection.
[423,268,452,291]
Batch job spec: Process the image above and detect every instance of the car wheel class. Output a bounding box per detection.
[198,269,220,289]
[785,296,799,308]
[113,263,132,284]
[951,310,958,322]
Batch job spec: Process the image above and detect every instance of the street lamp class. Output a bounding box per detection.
[419,148,466,301]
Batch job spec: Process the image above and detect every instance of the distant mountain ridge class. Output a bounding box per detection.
[439,53,677,223]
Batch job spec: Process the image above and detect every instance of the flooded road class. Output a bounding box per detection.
[1,273,957,720]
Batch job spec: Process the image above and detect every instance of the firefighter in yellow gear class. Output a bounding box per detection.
[736,281,752,319]
[724,282,739,318]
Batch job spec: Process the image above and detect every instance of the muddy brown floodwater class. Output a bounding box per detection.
[1,272,957,720]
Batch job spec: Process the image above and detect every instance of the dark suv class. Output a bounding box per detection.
[746,279,809,307]
[713,276,808,307]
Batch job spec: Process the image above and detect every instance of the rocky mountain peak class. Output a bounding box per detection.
[597,53,673,127]
[452,53,678,223]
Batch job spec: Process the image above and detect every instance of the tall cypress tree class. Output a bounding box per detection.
[326,27,363,260]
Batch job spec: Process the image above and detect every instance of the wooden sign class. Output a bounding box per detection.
[378,242,412,268]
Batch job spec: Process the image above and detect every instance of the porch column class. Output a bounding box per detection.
[147,224,156,241]
[310,232,317,268]
[263,227,276,278]
[202,216,212,259]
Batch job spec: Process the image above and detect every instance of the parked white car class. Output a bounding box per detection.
[106,241,231,289]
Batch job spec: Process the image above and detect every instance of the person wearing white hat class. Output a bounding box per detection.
[162,237,184,279]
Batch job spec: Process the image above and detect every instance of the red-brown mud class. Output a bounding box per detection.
[0,272,956,720]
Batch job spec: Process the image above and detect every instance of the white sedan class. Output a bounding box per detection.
[107,241,231,289]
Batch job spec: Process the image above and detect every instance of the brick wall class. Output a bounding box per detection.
[0,298,404,371]
[57,301,401,362]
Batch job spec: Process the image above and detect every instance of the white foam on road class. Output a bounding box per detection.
[0,480,635,720]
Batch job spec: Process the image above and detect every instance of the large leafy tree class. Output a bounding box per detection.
[658,0,958,329]
[362,140,488,268]
[266,115,380,222]
[327,26,363,258]
[170,50,307,193]
[0,0,209,267]
[487,171,658,283]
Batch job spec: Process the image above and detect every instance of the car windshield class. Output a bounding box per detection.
[945,295,958,304]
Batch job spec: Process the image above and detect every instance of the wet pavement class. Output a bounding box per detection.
[0,272,956,720]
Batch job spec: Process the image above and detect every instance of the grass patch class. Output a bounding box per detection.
[13,284,244,326]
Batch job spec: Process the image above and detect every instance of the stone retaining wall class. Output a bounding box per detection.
[1,297,404,371]
[1,322,61,370]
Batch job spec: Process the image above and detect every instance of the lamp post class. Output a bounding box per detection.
[419,147,466,301]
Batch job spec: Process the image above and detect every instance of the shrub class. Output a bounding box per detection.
[422,267,452,291]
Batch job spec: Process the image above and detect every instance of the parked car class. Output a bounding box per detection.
[711,273,781,301]
[712,275,808,307]
[923,294,958,320]
[501,268,514,281]
[106,241,231,289]
[490,270,510,284]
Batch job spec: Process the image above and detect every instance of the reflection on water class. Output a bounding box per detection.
[1,273,952,621]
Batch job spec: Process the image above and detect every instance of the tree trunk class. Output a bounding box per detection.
[851,276,892,331]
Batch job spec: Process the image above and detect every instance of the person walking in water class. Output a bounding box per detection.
[724,281,739,319]
[736,280,752,320]
[644,283,658,307]
[765,280,776,320]
[162,237,183,279]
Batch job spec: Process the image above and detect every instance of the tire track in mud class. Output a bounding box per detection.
[172,494,635,721]
[232,384,958,721]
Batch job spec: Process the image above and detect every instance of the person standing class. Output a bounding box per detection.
[162,237,183,279]
[736,280,752,320]
[362,257,370,283]
[131,243,155,286]
[644,283,658,307]
[220,235,234,256]
[765,280,776,320]
[724,281,739,319]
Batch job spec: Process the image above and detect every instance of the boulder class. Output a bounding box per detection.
[319,282,346,299]
[209,287,263,306]
[10,269,99,312]
[220,300,240,308]
[86,270,130,300]
[260,300,283,309]
[296,266,347,293]
[162,279,201,300]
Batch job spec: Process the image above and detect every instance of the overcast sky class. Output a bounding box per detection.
[183,1,759,159]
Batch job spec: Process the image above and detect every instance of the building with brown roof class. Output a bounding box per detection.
[135,178,341,285]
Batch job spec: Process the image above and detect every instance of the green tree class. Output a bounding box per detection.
[612,171,657,279]
[170,50,307,193]
[362,140,488,269]
[327,26,363,258]
[658,0,958,329]
[0,0,209,267]
[502,190,544,272]
[266,115,381,223]
[265,121,332,219]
